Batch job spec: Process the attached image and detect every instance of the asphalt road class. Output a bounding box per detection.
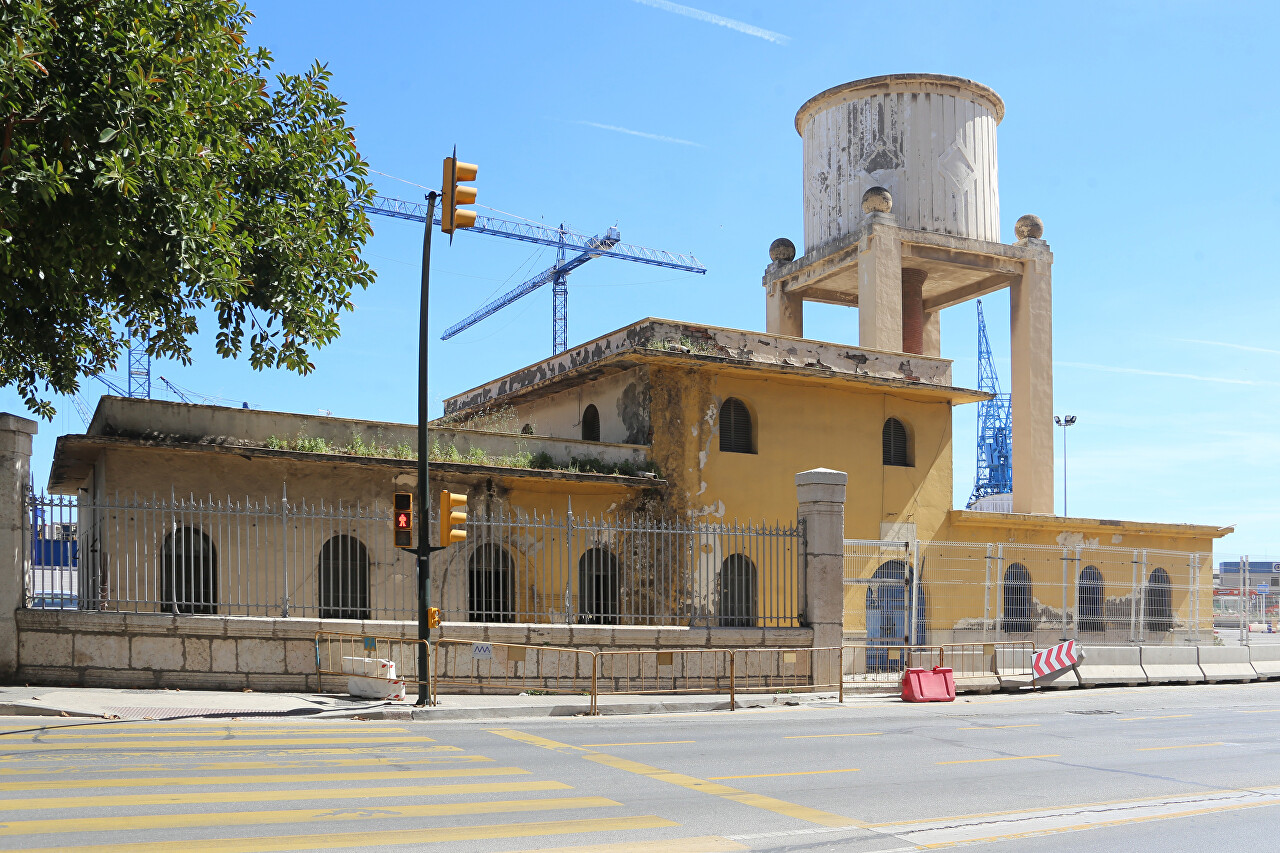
[3,682,1280,852]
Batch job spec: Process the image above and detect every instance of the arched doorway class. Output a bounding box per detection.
[1077,565,1105,632]
[719,554,757,627]
[577,547,619,625]
[162,527,217,615]
[1145,567,1173,633]
[865,559,925,670]
[1001,563,1034,633]
[318,535,370,620]
[469,544,514,622]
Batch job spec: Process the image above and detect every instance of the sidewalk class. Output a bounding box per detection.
[0,684,850,722]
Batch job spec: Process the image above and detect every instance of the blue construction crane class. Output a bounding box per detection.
[362,194,706,353]
[969,299,1013,506]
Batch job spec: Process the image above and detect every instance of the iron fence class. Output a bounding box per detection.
[846,539,1216,647]
[23,491,805,628]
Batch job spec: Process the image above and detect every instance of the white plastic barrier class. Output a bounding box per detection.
[1072,646,1147,687]
[1139,646,1204,684]
[1248,646,1280,680]
[341,656,407,700]
[1197,647,1258,683]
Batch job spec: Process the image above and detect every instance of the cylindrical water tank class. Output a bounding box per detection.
[796,74,1004,252]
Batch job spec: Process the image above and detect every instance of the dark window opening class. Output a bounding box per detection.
[469,544,514,622]
[577,547,619,625]
[719,554,757,627]
[882,418,911,467]
[865,559,927,669]
[1001,562,1034,633]
[719,398,754,454]
[520,424,534,435]
[1077,565,1105,632]
[318,535,370,620]
[1145,567,1173,632]
[581,404,600,442]
[162,527,218,615]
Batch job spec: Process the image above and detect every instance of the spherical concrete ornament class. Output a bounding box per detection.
[1015,214,1044,240]
[861,186,893,214]
[768,237,797,263]
[795,73,1005,251]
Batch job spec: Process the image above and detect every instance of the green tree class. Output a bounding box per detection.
[0,0,375,417]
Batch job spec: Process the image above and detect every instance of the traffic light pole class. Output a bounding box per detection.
[416,190,438,707]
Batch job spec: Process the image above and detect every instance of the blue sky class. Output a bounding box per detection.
[7,1,1278,560]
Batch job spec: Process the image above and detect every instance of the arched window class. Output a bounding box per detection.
[469,544,514,623]
[719,398,754,454]
[882,418,911,467]
[1145,567,1173,632]
[719,554,757,627]
[1001,563,1034,633]
[577,547,619,625]
[581,404,600,442]
[520,424,534,435]
[318,535,370,620]
[865,559,927,669]
[1077,565,1105,632]
[162,527,217,615]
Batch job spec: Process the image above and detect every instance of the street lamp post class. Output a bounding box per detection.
[1054,415,1077,516]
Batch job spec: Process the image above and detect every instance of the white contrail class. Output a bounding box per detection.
[1058,361,1280,387]
[631,0,790,44]
[1174,338,1280,357]
[575,121,704,147]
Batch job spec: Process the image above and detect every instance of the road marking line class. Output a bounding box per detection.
[0,755,494,776]
[1135,742,1223,751]
[935,754,1059,765]
[781,732,883,739]
[958,724,1040,730]
[1118,714,1192,722]
[708,768,859,780]
[0,745,463,761]
[0,766,527,791]
[0,780,570,812]
[0,736,438,750]
[1238,708,1280,713]
[581,741,695,747]
[20,726,414,739]
[519,837,747,852]
[489,729,860,829]
[1,815,679,853]
[0,795,621,836]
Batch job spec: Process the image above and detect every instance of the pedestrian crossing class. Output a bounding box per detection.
[0,720,743,852]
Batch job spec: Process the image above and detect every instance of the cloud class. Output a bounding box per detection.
[1174,338,1280,357]
[574,121,704,147]
[1057,361,1280,388]
[631,0,790,44]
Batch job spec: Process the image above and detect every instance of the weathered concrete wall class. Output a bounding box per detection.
[13,609,812,692]
[512,367,652,446]
[433,426,648,468]
[0,413,37,680]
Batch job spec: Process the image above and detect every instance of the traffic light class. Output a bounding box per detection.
[439,489,467,546]
[393,491,414,549]
[426,607,441,629]
[441,149,478,236]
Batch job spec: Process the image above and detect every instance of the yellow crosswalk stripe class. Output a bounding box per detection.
[0,755,494,775]
[5,815,678,852]
[23,726,416,739]
[0,766,527,792]
[520,838,747,853]
[0,780,571,812]
[0,745,462,760]
[489,729,860,829]
[0,795,622,836]
[0,736,437,750]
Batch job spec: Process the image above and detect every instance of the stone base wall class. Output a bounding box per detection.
[12,610,814,693]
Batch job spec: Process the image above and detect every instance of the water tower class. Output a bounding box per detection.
[763,74,1055,514]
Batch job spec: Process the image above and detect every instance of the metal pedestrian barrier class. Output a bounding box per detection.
[842,643,942,689]
[429,639,598,713]
[314,630,428,700]
[734,646,844,701]
[940,641,1034,690]
[594,649,735,704]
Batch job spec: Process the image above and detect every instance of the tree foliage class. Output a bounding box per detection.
[0,0,375,417]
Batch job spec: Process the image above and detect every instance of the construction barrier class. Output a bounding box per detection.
[941,643,1033,693]
[1197,646,1258,683]
[1247,645,1280,680]
[735,646,843,701]
[1073,645,1147,687]
[842,643,941,690]
[314,631,427,700]
[1139,646,1204,684]
[594,649,734,704]
[430,639,598,713]
[992,644,1078,690]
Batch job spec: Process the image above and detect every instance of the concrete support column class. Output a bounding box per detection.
[857,218,903,352]
[797,468,846,687]
[1010,247,1054,514]
[901,268,928,355]
[764,279,803,338]
[0,413,37,680]
[921,309,942,357]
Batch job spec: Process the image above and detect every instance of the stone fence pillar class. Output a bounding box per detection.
[797,468,846,686]
[0,413,37,681]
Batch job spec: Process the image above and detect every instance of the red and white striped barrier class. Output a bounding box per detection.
[1033,640,1080,679]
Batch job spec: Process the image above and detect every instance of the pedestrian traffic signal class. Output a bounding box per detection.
[393,492,414,549]
[439,489,468,546]
[426,606,441,629]
[441,148,478,236]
